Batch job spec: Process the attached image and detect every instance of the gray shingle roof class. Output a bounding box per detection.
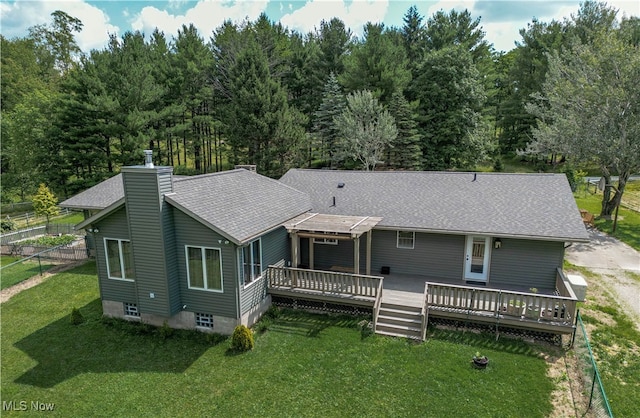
[279,169,589,242]
[61,174,125,210]
[167,169,311,243]
[63,169,311,244]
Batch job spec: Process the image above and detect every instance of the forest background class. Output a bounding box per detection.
[1,1,638,215]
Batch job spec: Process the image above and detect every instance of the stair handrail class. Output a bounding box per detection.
[372,280,383,330]
[420,282,429,341]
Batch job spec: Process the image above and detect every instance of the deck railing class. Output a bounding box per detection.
[425,282,577,324]
[266,266,383,298]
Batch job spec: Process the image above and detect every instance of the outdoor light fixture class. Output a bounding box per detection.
[494,238,502,249]
[88,227,99,233]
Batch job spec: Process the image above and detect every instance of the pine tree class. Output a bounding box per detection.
[33,183,59,225]
[340,23,410,105]
[312,73,345,167]
[387,91,422,170]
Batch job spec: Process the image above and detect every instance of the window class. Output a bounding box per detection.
[240,239,262,286]
[105,238,135,281]
[124,302,139,317]
[397,231,415,249]
[195,313,213,328]
[313,232,338,245]
[186,246,223,292]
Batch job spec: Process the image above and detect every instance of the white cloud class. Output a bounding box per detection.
[279,0,390,38]
[0,0,118,52]
[131,0,269,41]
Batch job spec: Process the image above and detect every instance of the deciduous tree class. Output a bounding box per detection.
[334,90,397,171]
[525,31,640,216]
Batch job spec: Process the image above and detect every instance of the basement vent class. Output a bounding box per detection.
[124,302,140,317]
[195,313,214,328]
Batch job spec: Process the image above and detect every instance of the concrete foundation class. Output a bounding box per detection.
[101,300,240,335]
[241,295,272,328]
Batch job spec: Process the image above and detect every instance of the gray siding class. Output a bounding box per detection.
[489,238,564,289]
[240,226,288,314]
[93,207,137,304]
[173,209,238,318]
[371,230,465,279]
[303,230,464,281]
[122,168,174,316]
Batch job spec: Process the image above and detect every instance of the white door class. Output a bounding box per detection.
[465,236,490,282]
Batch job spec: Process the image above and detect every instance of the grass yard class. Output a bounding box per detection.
[565,262,640,418]
[0,256,55,290]
[1,262,556,417]
[574,185,640,251]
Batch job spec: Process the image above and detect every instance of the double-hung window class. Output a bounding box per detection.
[105,238,135,281]
[397,231,415,249]
[186,246,223,292]
[240,239,262,286]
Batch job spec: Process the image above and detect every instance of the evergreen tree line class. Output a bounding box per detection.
[1,2,638,200]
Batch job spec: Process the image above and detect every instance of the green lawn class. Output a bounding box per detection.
[1,262,556,417]
[565,262,640,418]
[0,257,55,290]
[574,188,640,251]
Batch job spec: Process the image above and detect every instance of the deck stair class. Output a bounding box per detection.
[375,302,423,340]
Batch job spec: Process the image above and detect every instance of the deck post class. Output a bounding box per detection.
[353,235,360,275]
[309,237,314,270]
[366,230,372,276]
[291,232,299,268]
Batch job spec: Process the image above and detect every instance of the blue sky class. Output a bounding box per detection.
[1,1,638,53]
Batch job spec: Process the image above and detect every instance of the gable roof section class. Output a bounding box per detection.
[166,169,311,244]
[279,169,589,242]
[65,169,311,245]
[61,174,126,210]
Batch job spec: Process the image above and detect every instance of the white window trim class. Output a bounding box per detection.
[240,238,263,289]
[396,231,415,249]
[104,237,135,282]
[185,245,224,293]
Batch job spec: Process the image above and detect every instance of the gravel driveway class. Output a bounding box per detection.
[566,229,640,323]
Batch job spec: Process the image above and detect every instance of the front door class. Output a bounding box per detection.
[465,236,490,282]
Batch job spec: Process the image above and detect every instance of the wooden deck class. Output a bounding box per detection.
[266,266,579,338]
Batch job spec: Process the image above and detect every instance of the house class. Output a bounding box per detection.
[61,152,589,338]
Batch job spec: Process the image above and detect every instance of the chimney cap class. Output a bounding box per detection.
[143,150,154,168]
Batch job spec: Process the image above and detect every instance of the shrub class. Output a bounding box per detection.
[264,304,281,319]
[231,325,254,352]
[70,307,84,325]
[1,218,15,232]
[159,320,174,340]
[493,158,504,172]
[253,317,272,334]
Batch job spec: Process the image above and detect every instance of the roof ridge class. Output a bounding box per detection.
[286,168,560,176]
[173,169,245,183]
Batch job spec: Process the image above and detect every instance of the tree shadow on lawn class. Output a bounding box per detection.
[13,299,222,388]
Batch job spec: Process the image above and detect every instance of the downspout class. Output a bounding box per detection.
[235,246,241,326]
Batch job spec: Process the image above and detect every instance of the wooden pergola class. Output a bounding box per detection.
[283,213,382,275]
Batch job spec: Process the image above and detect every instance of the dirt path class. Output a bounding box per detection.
[0,261,87,304]
[566,229,640,327]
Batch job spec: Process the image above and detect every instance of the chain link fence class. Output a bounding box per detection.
[573,311,613,417]
[1,241,90,290]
